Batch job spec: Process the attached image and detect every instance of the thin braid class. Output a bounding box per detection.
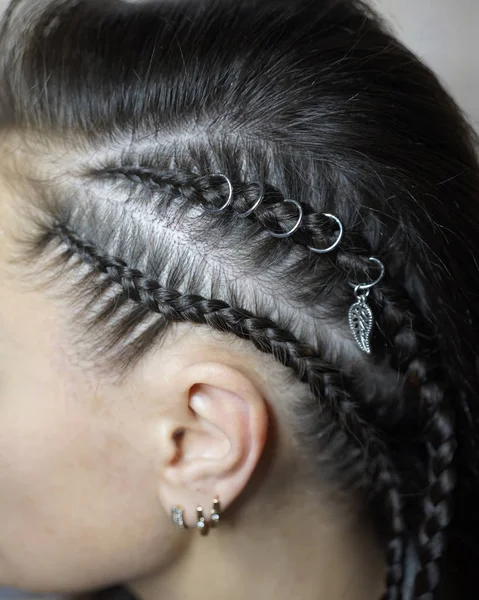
[96,167,378,295]
[372,289,458,599]
[53,223,355,409]
[375,459,406,600]
[413,400,457,600]
[53,222,405,600]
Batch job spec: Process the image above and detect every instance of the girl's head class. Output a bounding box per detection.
[0,1,478,599]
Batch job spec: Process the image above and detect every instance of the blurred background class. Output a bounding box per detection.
[370,0,478,129]
[0,0,477,598]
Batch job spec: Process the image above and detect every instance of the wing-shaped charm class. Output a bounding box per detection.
[348,298,374,354]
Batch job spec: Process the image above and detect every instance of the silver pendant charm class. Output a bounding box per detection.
[347,257,385,354]
[349,294,374,354]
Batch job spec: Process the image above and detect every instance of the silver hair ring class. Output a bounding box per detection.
[269,199,304,239]
[349,257,385,292]
[308,213,344,254]
[237,183,265,218]
[206,174,234,213]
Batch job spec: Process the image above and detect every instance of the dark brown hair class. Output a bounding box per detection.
[1,1,478,599]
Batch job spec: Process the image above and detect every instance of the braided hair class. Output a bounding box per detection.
[1,1,478,599]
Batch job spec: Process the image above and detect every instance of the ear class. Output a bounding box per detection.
[156,362,269,529]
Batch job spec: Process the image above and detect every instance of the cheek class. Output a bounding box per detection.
[0,379,169,593]
[0,299,169,592]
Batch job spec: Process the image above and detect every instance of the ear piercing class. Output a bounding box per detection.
[171,506,187,530]
[171,498,221,535]
[196,506,207,535]
[210,498,220,527]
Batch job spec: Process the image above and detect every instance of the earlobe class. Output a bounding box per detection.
[158,362,269,527]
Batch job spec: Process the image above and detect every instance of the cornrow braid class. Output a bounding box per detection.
[92,168,349,258]
[50,221,407,600]
[93,168,394,349]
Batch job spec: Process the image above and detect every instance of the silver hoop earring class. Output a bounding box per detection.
[308,214,344,254]
[196,506,208,535]
[210,498,221,527]
[269,199,304,239]
[348,257,385,354]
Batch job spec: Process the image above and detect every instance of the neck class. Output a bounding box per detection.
[129,494,385,600]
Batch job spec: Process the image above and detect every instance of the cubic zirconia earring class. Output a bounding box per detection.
[196,506,207,535]
[171,506,187,530]
[210,498,220,527]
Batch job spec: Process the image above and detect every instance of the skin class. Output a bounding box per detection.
[0,142,386,600]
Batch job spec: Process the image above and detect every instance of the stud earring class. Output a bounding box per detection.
[210,498,220,527]
[171,506,187,530]
[196,506,207,535]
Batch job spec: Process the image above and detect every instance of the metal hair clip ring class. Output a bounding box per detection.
[206,174,234,213]
[348,257,385,354]
[237,183,265,218]
[308,214,344,255]
[269,199,304,239]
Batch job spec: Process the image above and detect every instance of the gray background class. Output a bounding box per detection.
[0,0,477,598]
[370,0,478,128]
